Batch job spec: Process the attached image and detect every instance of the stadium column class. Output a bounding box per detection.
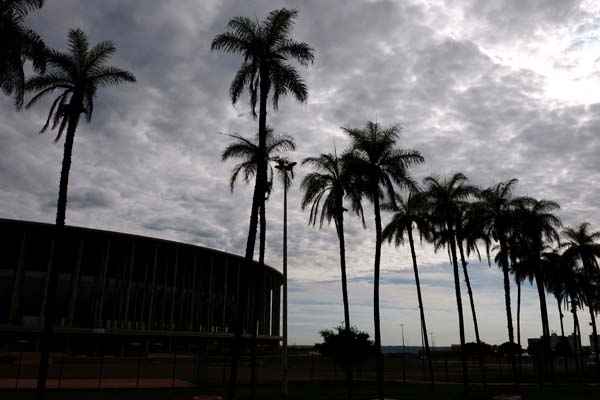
[147,247,159,330]
[222,257,228,332]
[170,248,179,330]
[123,241,136,329]
[189,254,198,331]
[265,274,272,336]
[9,232,27,323]
[139,256,150,329]
[272,280,281,337]
[39,239,55,325]
[66,240,85,326]
[95,239,111,328]
[207,254,214,332]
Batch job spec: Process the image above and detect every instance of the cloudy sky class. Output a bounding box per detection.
[2,0,600,346]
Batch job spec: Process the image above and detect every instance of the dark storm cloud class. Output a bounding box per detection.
[2,0,600,344]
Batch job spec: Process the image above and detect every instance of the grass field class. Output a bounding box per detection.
[3,382,600,400]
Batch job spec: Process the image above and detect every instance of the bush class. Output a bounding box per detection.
[498,341,522,355]
[314,326,374,368]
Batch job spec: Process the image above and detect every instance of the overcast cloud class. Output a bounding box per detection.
[2,0,600,346]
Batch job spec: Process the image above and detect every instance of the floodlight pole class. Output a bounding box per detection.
[275,158,296,399]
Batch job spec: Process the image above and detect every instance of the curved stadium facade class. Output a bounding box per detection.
[0,218,282,352]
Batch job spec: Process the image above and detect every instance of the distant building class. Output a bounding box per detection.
[527,333,579,352]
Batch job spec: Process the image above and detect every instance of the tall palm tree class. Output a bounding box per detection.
[24,28,135,398]
[515,198,561,380]
[212,8,314,262]
[456,203,484,344]
[561,222,600,365]
[301,152,363,331]
[212,15,313,395]
[473,179,524,359]
[222,128,296,263]
[221,129,295,399]
[1,0,47,108]
[344,121,424,399]
[382,191,434,386]
[542,249,567,337]
[423,173,477,390]
[26,29,136,226]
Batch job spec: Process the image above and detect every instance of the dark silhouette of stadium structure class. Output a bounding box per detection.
[0,218,283,354]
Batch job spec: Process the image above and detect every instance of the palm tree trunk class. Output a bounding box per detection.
[457,241,481,343]
[372,189,384,400]
[557,297,565,337]
[457,240,486,387]
[250,204,267,399]
[571,301,581,373]
[37,103,81,400]
[517,280,521,348]
[229,69,270,400]
[336,213,351,331]
[448,231,469,391]
[534,271,552,382]
[589,306,599,365]
[408,229,434,387]
[500,240,515,345]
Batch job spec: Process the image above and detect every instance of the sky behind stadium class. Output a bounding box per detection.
[2,0,600,346]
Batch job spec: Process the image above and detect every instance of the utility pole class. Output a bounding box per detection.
[275,158,296,399]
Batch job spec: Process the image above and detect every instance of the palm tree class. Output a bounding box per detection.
[561,222,600,365]
[344,121,423,399]
[423,173,477,390]
[382,191,434,386]
[515,198,561,380]
[301,152,363,331]
[212,8,314,262]
[473,178,524,374]
[1,0,47,108]
[24,28,135,398]
[25,29,136,226]
[542,249,567,337]
[221,129,295,399]
[456,203,484,345]
[222,128,296,263]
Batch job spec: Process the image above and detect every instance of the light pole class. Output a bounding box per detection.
[275,158,296,398]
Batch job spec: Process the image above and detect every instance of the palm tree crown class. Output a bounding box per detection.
[301,152,363,227]
[211,8,315,116]
[1,0,47,108]
[25,29,136,140]
[222,128,296,193]
[343,122,424,201]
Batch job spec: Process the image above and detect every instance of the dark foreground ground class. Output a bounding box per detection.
[3,382,600,400]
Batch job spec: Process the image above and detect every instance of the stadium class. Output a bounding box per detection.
[0,218,283,355]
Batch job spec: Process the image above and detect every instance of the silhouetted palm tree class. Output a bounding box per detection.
[222,128,296,263]
[301,152,363,331]
[456,203,483,344]
[423,173,477,390]
[542,249,567,337]
[26,29,136,226]
[515,198,561,380]
[212,10,313,398]
[561,222,600,365]
[222,128,294,398]
[212,8,314,262]
[24,28,135,398]
[1,0,46,108]
[382,191,434,386]
[344,121,423,400]
[473,179,523,359]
